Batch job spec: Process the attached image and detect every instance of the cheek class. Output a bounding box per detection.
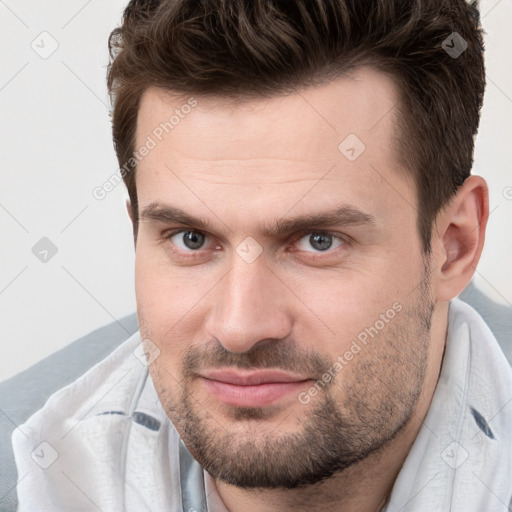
[290,269,399,339]
[289,255,423,361]
[134,243,213,360]
[135,240,195,322]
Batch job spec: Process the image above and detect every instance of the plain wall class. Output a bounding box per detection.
[1,0,511,380]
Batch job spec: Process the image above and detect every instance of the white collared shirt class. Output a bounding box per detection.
[12,298,512,511]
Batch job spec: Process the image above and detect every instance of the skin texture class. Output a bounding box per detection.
[131,67,488,512]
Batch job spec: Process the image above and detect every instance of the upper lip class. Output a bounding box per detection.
[200,369,310,386]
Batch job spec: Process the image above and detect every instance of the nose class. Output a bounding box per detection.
[205,254,293,353]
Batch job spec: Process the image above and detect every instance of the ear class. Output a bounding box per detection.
[431,176,489,301]
[126,199,134,224]
[126,199,138,247]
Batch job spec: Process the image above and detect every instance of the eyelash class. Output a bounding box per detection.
[161,228,349,259]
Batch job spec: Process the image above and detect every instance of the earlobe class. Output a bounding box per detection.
[433,176,489,301]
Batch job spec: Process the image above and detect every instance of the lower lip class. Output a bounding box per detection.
[201,378,310,407]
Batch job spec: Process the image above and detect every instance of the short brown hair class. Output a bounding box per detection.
[107,0,485,252]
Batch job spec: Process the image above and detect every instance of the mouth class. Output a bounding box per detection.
[199,369,312,407]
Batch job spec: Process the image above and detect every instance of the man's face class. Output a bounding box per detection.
[134,68,435,488]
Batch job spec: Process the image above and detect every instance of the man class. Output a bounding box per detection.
[12,0,512,511]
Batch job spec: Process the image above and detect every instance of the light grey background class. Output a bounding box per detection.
[1,0,511,380]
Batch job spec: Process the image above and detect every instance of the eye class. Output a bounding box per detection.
[168,230,207,251]
[295,232,345,253]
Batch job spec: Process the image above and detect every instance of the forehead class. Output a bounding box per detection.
[136,66,401,161]
[134,67,416,230]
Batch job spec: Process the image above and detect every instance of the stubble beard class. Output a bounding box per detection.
[149,270,434,489]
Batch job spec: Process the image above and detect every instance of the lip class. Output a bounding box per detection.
[199,369,311,407]
[201,369,309,385]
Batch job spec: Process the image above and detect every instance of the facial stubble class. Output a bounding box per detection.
[148,272,434,489]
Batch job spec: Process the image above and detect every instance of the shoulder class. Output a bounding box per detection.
[0,315,139,511]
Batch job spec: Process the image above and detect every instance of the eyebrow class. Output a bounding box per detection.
[140,202,377,236]
[140,202,214,231]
